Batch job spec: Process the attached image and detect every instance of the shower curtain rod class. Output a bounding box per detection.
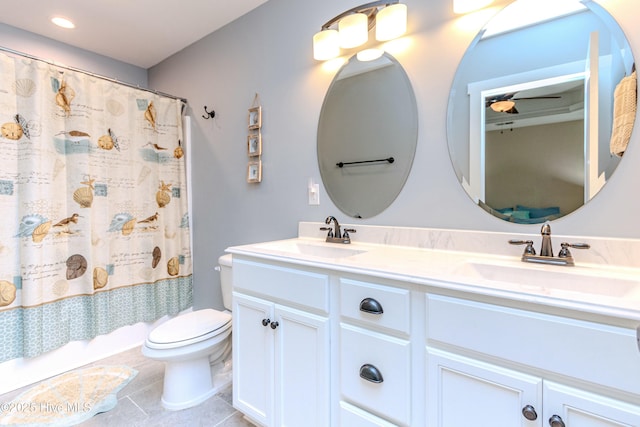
[0,45,188,104]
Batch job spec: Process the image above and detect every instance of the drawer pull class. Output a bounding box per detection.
[360,298,384,315]
[549,415,565,427]
[522,405,538,421]
[359,364,384,383]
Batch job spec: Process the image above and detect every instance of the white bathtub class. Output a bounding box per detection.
[0,316,172,395]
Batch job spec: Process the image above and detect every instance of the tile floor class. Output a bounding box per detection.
[0,346,254,426]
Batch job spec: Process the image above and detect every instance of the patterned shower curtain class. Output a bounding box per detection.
[0,52,193,362]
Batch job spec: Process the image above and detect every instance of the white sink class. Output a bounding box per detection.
[253,240,367,259]
[455,259,640,298]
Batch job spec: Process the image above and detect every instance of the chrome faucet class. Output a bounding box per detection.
[325,216,341,240]
[539,222,553,257]
[509,223,590,266]
[320,215,356,244]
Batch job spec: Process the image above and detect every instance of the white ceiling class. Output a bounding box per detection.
[0,0,269,69]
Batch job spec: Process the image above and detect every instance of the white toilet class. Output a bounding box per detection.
[142,254,233,410]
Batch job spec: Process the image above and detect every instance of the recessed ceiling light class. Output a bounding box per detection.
[51,16,75,29]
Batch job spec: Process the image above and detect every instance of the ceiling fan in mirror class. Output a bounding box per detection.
[486,92,561,114]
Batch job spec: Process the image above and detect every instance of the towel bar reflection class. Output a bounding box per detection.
[336,156,395,168]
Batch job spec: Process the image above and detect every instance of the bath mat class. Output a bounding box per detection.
[0,365,137,426]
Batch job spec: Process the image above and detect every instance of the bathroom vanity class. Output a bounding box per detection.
[227,223,640,427]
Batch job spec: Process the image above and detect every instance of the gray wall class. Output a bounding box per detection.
[5,1,635,311]
[147,0,640,310]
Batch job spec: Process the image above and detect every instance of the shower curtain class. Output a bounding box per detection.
[0,52,192,362]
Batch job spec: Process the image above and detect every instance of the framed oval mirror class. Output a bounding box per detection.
[447,0,636,224]
[318,53,418,219]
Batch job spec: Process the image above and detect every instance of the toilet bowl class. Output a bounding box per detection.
[142,254,234,410]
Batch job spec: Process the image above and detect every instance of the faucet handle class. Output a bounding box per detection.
[558,242,590,258]
[320,226,333,238]
[343,228,356,239]
[509,239,536,255]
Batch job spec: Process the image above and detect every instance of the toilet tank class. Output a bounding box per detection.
[218,254,233,311]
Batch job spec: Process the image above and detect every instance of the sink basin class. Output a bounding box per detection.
[456,259,640,298]
[253,240,367,259]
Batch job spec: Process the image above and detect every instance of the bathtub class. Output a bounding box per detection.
[0,316,169,395]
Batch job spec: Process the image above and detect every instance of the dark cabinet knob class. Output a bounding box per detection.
[522,405,538,421]
[359,298,384,315]
[261,318,270,327]
[359,364,384,383]
[270,321,279,330]
[549,415,565,427]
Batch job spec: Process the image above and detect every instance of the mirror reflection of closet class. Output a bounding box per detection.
[447,0,636,224]
[317,53,418,219]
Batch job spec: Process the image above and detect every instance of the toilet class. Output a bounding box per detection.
[142,254,233,411]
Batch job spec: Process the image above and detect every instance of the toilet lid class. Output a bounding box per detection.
[148,309,231,345]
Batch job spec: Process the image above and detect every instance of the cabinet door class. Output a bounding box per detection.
[544,381,640,427]
[274,304,330,427]
[427,348,543,427]
[233,293,275,427]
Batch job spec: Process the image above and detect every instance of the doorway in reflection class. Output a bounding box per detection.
[483,78,585,222]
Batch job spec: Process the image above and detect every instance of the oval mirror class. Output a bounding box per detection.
[318,53,418,219]
[447,0,636,224]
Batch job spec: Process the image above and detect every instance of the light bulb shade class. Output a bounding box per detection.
[338,13,368,48]
[313,29,340,60]
[490,100,515,113]
[376,3,407,41]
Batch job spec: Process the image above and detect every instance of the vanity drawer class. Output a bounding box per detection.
[340,278,410,335]
[426,294,640,395]
[339,401,399,427]
[233,258,329,313]
[340,323,411,426]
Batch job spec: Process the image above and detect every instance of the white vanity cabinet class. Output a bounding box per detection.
[228,235,640,427]
[338,278,412,426]
[427,349,640,427]
[232,258,330,427]
[542,381,640,426]
[427,347,543,426]
[426,294,640,427]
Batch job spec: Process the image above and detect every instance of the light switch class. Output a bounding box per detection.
[308,182,320,205]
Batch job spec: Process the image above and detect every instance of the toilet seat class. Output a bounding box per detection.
[146,309,232,349]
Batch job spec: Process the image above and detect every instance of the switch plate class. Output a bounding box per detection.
[308,183,320,205]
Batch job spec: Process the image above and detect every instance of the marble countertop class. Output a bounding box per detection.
[227,236,640,322]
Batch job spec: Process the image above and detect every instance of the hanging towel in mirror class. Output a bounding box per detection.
[610,70,637,157]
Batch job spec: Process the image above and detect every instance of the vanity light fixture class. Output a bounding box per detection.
[376,3,407,41]
[453,0,494,14]
[339,12,369,48]
[313,30,340,61]
[313,1,408,61]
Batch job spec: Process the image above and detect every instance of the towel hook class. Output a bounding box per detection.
[202,106,216,120]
